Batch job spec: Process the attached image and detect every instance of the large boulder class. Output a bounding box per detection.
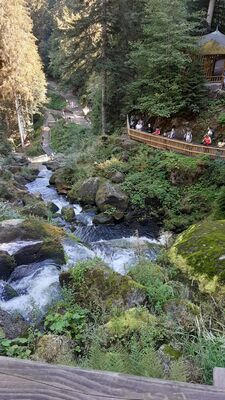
[59,259,146,312]
[95,182,129,220]
[0,309,28,339]
[68,177,100,204]
[168,220,225,295]
[49,168,73,194]
[0,251,16,280]
[33,334,75,364]
[61,206,75,222]
[0,219,64,243]
[14,240,65,266]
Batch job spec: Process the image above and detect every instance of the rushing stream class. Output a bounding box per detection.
[0,166,166,318]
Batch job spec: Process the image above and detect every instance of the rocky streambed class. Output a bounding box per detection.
[0,162,167,323]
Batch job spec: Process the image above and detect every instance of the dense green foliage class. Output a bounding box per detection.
[47,91,67,110]
[51,121,93,154]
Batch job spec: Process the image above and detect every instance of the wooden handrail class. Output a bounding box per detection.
[127,119,225,159]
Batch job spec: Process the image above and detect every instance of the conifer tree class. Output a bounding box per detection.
[128,0,205,118]
[0,0,46,145]
[49,0,144,134]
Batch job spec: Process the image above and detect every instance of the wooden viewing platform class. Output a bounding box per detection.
[127,121,225,159]
[0,357,225,400]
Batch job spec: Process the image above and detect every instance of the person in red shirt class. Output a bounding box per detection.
[203,134,212,146]
[152,127,161,135]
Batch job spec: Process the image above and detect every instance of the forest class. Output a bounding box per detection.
[1,0,225,390]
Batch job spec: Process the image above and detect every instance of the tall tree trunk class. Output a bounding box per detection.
[101,0,107,136]
[207,0,216,28]
[15,95,26,147]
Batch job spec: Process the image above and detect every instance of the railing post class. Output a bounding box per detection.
[213,368,225,390]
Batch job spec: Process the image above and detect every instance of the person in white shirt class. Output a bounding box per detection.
[135,120,144,130]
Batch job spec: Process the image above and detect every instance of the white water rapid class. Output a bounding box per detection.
[0,166,165,319]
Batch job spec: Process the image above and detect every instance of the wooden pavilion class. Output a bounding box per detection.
[199,27,225,85]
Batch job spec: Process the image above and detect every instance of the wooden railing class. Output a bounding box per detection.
[0,357,225,399]
[207,75,224,84]
[127,119,225,159]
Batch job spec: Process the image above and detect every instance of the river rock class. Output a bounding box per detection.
[11,153,29,166]
[49,168,72,194]
[69,177,100,204]
[0,281,18,301]
[168,220,225,295]
[111,172,125,184]
[61,206,75,222]
[93,212,113,225]
[95,182,129,219]
[33,334,75,364]
[47,202,59,214]
[0,219,64,243]
[0,251,16,280]
[14,241,65,266]
[59,260,147,312]
[21,201,49,218]
[0,309,28,339]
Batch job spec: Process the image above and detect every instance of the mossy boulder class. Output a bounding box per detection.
[0,309,28,339]
[68,177,100,204]
[0,219,64,243]
[21,201,49,219]
[61,206,75,222]
[0,251,16,280]
[169,220,225,294]
[49,168,73,194]
[95,182,129,220]
[59,259,147,312]
[106,307,157,338]
[93,212,113,225]
[33,334,75,364]
[14,240,65,266]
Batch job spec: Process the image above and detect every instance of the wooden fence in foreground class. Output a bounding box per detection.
[127,121,225,159]
[0,357,224,400]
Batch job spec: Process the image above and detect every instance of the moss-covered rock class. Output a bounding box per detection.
[95,182,129,220]
[21,201,49,219]
[0,251,16,280]
[68,177,100,204]
[59,259,147,312]
[61,206,75,222]
[0,309,28,339]
[14,240,65,266]
[0,218,64,243]
[106,307,157,337]
[168,220,225,294]
[33,334,75,364]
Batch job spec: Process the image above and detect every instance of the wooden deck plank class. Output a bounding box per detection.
[0,357,224,400]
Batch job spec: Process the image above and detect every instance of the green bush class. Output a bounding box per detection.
[47,91,67,110]
[51,121,93,154]
[129,261,175,313]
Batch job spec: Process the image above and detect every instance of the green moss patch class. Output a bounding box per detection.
[169,220,225,293]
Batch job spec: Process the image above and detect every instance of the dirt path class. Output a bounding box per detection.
[41,80,91,157]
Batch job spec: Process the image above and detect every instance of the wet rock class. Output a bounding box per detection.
[93,212,113,225]
[21,201,49,218]
[60,259,146,312]
[14,240,65,266]
[96,182,129,219]
[111,172,125,184]
[0,219,64,244]
[47,202,59,214]
[33,334,75,364]
[49,168,73,194]
[61,206,75,222]
[68,177,100,204]
[0,251,16,280]
[0,281,18,301]
[0,309,28,339]
[9,260,60,283]
[44,154,65,171]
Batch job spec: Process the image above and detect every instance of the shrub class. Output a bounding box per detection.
[47,91,67,110]
[129,260,175,313]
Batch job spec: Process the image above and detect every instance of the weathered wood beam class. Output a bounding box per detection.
[207,0,216,28]
[0,357,225,400]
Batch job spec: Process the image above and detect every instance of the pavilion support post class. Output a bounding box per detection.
[207,0,216,29]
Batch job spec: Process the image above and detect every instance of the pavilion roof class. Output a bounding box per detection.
[199,27,225,55]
